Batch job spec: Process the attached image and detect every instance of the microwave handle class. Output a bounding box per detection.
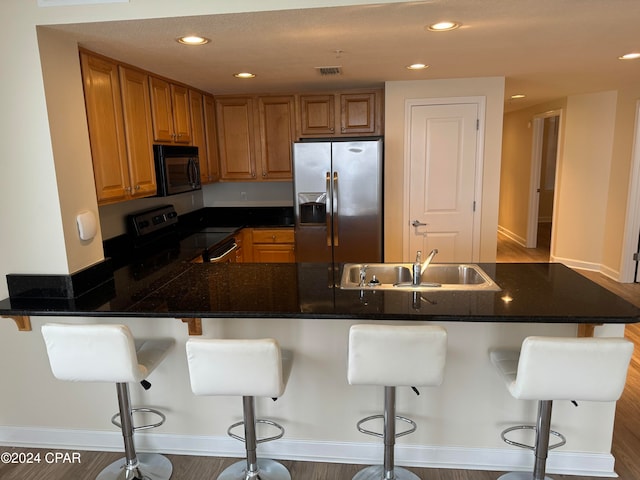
[188,158,198,187]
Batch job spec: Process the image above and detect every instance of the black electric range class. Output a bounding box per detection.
[178,227,239,262]
[106,205,239,282]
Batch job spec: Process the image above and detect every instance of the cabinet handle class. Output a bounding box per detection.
[135,185,141,190]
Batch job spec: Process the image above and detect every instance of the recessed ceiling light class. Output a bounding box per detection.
[510,94,526,99]
[406,63,429,70]
[427,21,461,32]
[234,72,256,79]
[177,36,210,46]
[618,52,640,60]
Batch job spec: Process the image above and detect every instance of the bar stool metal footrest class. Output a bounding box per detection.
[500,424,566,451]
[357,414,417,439]
[111,407,167,432]
[228,418,285,445]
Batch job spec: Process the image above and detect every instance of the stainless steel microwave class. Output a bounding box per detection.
[153,145,201,196]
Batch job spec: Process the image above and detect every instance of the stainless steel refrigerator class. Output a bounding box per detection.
[293,138,383,263]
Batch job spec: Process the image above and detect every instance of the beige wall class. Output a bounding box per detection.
[499,98,566,243]
[38,27,105,273]
[553,91,618,269]
[602,86,640,278]
[384,77,505,262]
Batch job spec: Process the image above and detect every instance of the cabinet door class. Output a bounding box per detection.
[119,66,157,199]
[189,90,209,182]
[203,95,220,183]
[252,244,296,263]
[171,84,192,143]
[300,94,335,135]
[149,76,175,142]
[216,97,257,180]
[340,92,376,134]
[258,96,296,180]
[251,228,295,263]
[80,52,130,204]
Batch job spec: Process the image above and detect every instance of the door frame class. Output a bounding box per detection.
[620,100,640,282]
[402,96,486,261]
[526,109,562,249]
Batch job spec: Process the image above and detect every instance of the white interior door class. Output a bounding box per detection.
[407,102,479,262]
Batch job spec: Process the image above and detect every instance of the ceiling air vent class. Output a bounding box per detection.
[315,66,342,76]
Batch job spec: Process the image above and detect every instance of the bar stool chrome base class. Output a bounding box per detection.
[218,458,290,480]
[497,473,553,480]
[222,396,290,480]
[97,453,173,480]
[353,465,420,480]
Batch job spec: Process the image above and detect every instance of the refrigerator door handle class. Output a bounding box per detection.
[326,172,332,247]
[333,172,339,246]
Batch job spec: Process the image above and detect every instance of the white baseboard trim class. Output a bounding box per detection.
[551,256,623,283]
[497,225,527,247]
[549,255,601,272]
[0,426,618,477]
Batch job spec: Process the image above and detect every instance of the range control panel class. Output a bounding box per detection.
[127,205,178,238]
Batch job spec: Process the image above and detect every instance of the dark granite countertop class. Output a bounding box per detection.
[1,262,639,324]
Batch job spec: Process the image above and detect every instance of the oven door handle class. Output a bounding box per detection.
[207,242,238,262]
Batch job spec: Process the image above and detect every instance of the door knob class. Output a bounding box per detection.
[412,220,428,227]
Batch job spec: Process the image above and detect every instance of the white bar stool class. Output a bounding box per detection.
[186,338,291,480]
[348,324,448,480]
[41,323,175,480]
[490,336,634,480]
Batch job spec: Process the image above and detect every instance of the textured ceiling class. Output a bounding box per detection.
[43,0,640,112]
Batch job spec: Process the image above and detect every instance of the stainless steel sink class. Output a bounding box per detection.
[340,263,501,291]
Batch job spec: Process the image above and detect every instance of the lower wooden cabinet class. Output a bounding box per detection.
[240,228,295,263]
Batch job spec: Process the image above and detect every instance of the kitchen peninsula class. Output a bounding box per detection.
[0,260,638,477]
[1,262,639,328]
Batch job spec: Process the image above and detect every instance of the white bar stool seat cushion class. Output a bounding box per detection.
[490,336,634,401]
[42,323,174,383]
[186,338,285,398]
[348,324,447,387]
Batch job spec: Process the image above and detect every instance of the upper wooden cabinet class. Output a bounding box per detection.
[216,96,257,180]
[80,52,157,205]
[299,89,383,137]
[191,90,220,185]
[202,95,220,183]
[216,95,296,181]
[299,94,335,136]
[257,95,296,180]
[118,66,157,199]
[149,76,192,144]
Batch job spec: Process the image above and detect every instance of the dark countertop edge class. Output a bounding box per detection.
[1,307,636,324]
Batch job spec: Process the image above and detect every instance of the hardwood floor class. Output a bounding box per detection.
[2,234,639,479]
[0,447,628,480]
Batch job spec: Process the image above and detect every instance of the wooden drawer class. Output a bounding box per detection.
[252,228,294,244]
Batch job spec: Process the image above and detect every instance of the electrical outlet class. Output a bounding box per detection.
[241,191,247,201]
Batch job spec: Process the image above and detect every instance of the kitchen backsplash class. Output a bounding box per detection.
[99,181,293,239]
[203,181,293,207]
